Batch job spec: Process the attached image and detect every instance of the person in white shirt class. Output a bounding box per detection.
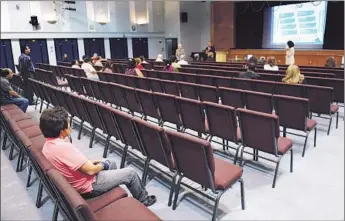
[92,56,103,67]
[177,55,188,65]
[264,56,279,71]
[81,57,99,80]
[71,60,81,69]
[285,40,295,65]
[155,54,163,62]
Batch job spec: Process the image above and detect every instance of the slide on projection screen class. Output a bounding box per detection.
[263,1,328,49]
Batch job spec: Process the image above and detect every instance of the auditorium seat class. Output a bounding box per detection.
[244,90,273,114]
[219,87,245,108]
[273,95,317,157]
[236,108,293,188]
[164,129,245,221]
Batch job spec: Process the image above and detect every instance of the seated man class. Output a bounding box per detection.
[238,62,260,79]
[0,68,29,112]
[40,107,156,206]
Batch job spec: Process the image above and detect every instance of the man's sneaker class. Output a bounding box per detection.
[142,195,157,207]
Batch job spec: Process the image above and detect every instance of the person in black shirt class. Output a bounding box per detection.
[238,62,259,79]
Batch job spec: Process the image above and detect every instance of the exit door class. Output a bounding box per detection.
[54,38,79,62]
[84,38,105,58]
[166,38,178,59]
[110,38,128,59]
[19,39,49,67]
[132,38,148,58]
[0,39,15,71]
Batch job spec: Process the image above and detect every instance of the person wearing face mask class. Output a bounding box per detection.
[40,107,156,206]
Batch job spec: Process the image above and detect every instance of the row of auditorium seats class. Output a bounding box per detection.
[28,79,246,221]
[65,75,318,159]
[0,104,161,221]
[182,64,342,79]
[36,63,344,104]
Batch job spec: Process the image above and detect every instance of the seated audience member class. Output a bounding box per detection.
[325,56,336,68]
[205,41,216,55]
[81,57,99,80]
[0,68,29,112]
[125,59,144,77]
[63,53,68,62]
[40,107,156,206]
[264,56,279,71]
[92,56,103,67]
[238,62,259,79]
[282,64,305,84]
[135,58,144,70]
[140,56,148,64]
[171,56,181,71]
[71,60,80,69]
[207,52,215,61]
[258,56,266,64]
[155,54,164,62]
[101,62,113,73]
[247,55,258,64]
[177,55,188,65]
[175,43,185,60]
[163,59,173,72]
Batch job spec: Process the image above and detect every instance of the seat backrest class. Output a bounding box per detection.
[198,74,215,86]
[232,78,254,91]
[97,72,108,81]
[46,169,96,221]
[219,87,245,108]
[110,108,142,152]
[59,90,79,117]
[324,78,344,103]
[125,75,139,88]
[88,79,103,100]
[175,96,206,134]
[198,84,219,103]
[165,129,215,190]
[136,89,159,119]
[136,77,150,91]
[132,117,174,169]
[109,83,129,109]
[237,108,280,156]
[214,76,232,88]
[203,102,238,143]
[121,85,142,114]
[253,79,276,94]
[157,71,173,81]
[276,82,305,98]
[95,102,121,140]
[160,79,180,96]
[273,95,309,131]
[183,73,197,84]
[80,77,95,98]
[154,92,180,125]
[79,97,105,131]
[114,73,128,85]
[304,85,333,114]
[148,77,164,93]
[178,82,199,100]
[244,90,273,114]
[96,81,113,104]
[69,93,91,122]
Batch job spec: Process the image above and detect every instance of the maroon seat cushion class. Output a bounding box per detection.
[27,135,46,150]
[214,157,243,190]
[16,119,38,130]
[306,119,317,131]
[30,149,53,171]
[95,197,161,221]
[0,104,19,111]
[11,113,32,122]
[277,137,293,154]
[331,104,339,114]
[2,109,23,120]
[87,187,128,213]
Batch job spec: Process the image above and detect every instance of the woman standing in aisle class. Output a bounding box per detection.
[285,40,295,65]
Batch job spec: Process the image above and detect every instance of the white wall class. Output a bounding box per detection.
[1,1,211,63]
[180,1,211,59]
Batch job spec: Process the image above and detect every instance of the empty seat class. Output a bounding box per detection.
[135,89,160,120]
[244,90,273,114]
[219,87,245,108]
[276,82,305,98]
[198,85,219,103]
[273,95,317,157]
[161,79,180,96]
[154,92,181,129]
[178,82,198,100]
[165,129,245,221]
[236,108,293,188]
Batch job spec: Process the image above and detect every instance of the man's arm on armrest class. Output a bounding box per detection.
[78,160,103,176]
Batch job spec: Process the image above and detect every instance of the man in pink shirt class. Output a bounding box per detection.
[40,107,156,206]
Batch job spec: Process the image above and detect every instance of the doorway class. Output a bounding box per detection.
[54,38,79,62]
[0,39,15,71]
[166,38,178,59]
[110,38,128,59]
[132,38,148,58]
[84,38,105,58]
